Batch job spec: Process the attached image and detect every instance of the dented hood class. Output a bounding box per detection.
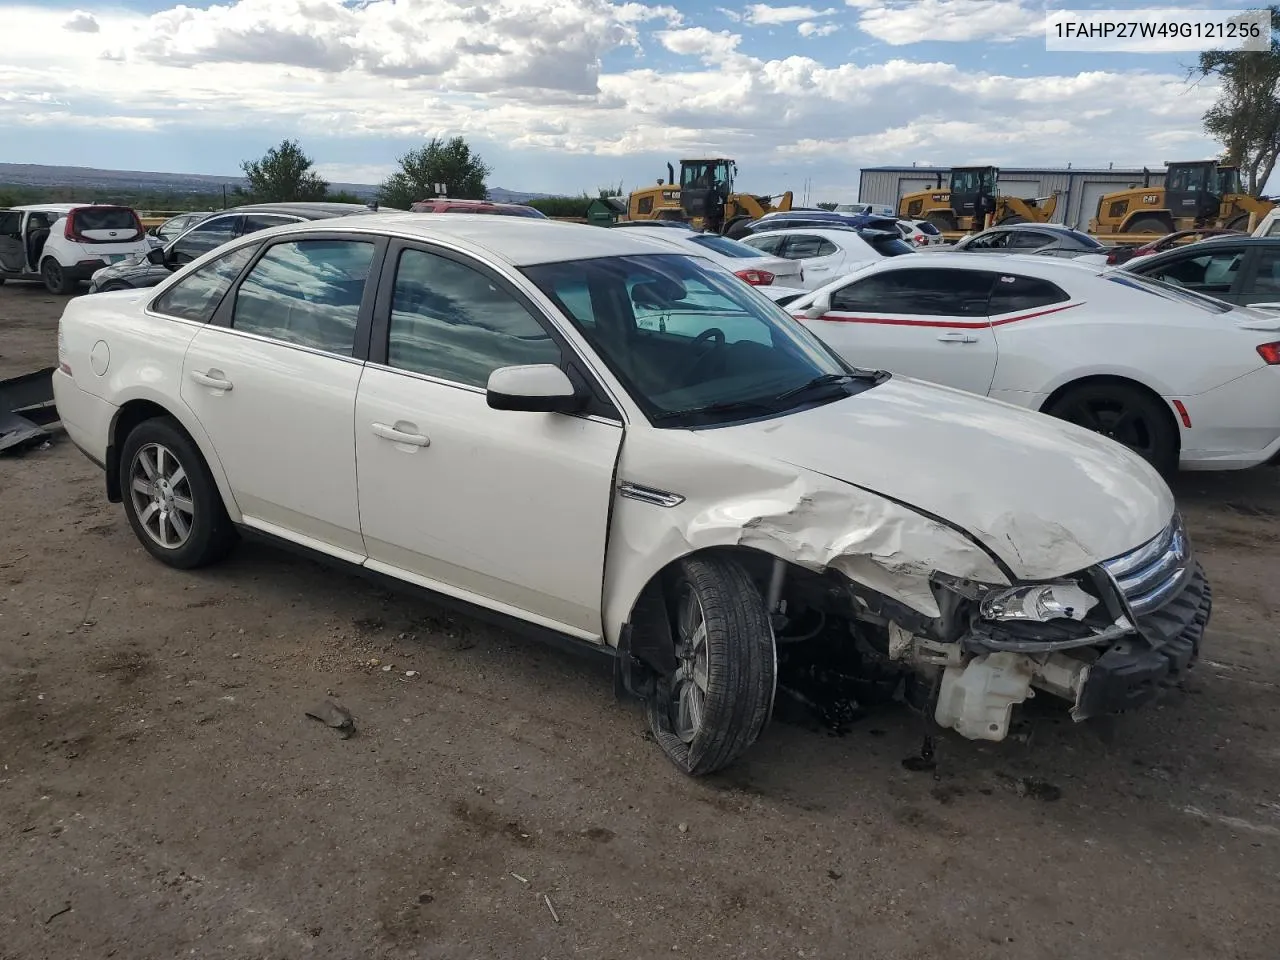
[697,377,1174,580]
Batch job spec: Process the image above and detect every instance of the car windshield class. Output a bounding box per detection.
[522,253,881,427]
[1107,272,1232,314]
[686,234,770,259]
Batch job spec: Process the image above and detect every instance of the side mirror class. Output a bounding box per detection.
[486,364,585,414]
[146,247,166,265]
[803,293,831,319]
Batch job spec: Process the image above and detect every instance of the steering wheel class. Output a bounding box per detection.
[679,327,726,382]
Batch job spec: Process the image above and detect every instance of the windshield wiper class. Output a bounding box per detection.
[771,370,886,403]
[651,399,778,422]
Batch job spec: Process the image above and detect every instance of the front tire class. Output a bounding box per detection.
[646,555,776,776]
[1126,216,1171,236]
[119,416,236,568]
[41,258,76,294]
[1044,383,1178,476]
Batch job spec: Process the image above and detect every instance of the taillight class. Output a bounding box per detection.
[1106,249,1120,265]
[914,234,927,246]
[735,268,774,285]
[1258,342,1280,364]
[64,211,78,241]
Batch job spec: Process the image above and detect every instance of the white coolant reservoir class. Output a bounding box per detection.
[934,651,1035,741]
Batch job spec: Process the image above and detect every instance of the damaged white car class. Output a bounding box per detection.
[52,215,1211,776]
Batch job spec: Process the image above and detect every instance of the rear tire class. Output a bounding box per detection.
[1126,216,1171,236]
[41,258,76,294]
[997,214,1027,225]
[1225,214,1251,232]
[724,216,751,239]
[646,555,776,776]
[119,416,237,569]
[100,281,131,292]
[1044,382,1178,476]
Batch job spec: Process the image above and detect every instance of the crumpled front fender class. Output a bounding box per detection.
[601,431,1009,646]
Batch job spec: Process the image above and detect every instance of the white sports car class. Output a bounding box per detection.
[786,252,1280,472]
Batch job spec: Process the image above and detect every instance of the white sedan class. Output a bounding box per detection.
[616,224,804,288]
[786,252,1280,472]
[740,226,915,290]
[53,215,1208,774]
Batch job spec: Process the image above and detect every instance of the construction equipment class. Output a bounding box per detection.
[896,167,1060,237]
[1087,160,1276,236]
[624,159,793,236]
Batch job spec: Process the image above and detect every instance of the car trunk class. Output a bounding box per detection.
[68,207,144,243]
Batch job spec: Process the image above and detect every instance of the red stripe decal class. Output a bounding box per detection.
[799,301,1082,329]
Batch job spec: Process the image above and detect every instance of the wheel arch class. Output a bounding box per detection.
[1038,373,1182,458]
[106,392,241,521]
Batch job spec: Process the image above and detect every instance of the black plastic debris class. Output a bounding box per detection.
[305,700,356,739]
[0,366,56,455]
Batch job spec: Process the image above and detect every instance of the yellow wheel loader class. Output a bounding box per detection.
[1086,160,1275,236]
[624,159,793,236]
[896,166,1059,237]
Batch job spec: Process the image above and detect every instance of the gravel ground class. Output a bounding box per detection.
[2,281,1278,959]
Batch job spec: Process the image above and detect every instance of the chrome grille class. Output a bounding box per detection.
[1101,515,1191,616]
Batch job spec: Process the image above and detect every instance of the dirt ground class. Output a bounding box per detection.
[2,280,1278,960]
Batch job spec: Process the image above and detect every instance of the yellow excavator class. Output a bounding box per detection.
[1087,160,1275,235]
[625,159,793,236]
[897,166,1059,236]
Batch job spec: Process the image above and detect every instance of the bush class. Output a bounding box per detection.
[527,196,591,218]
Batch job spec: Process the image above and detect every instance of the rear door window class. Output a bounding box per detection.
[743,234,784,255]
[1139,247,1245,297]
[780,235,837,259]
[231,239,375,355]
[1007,231,1054,250]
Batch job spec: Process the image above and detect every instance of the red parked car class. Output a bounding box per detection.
[410,198,547,218]
[1105,228,1245,266]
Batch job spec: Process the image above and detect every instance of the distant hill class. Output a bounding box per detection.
[0,163,555,203]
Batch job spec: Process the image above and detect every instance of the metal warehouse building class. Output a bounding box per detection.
[858,166,1166,229]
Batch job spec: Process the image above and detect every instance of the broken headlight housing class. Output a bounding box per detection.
[979,583,1097,623]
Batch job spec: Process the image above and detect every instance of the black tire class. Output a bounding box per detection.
[119,416,237,569]
[1126,216,1171,236]
[1044,382,1178,476]
[926,212,956,232]
[99,281,132,292]
[1225,214,1251,232]
[41,258,76,294]
[997,214,1027,225]
[723,216,751,239]
[646,555,776,776]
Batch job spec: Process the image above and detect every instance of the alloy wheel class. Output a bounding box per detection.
[128,442,195,549]
[1061,397,1155,460]
[670,585,710,744]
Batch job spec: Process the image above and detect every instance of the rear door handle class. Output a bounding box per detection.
[189,369,233,390]
[936,332,979,343]
[372,421,430,447]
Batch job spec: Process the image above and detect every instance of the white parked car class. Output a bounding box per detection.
[0,203,152,293]
[611,224,804,288]
[785,252,1280,473]
[1251,207,1280,237]
[834,201,897,218]
[897,219,945,247]
[740,226,914,290]
[54,215,1209,775]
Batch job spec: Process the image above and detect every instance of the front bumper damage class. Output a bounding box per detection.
[898,517,1210,742]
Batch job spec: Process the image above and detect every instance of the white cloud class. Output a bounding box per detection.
[63,10,99,33]
[854,0,1042,44]
[744,4,836,25]
[798,21,839,37]
[0,0,1226,195]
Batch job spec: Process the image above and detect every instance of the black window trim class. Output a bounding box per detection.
[368,238,624,423]
[145,239,265,326]
[208,230,390,363]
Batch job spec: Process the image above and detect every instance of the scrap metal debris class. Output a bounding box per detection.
[305,700,355,739]
[0,366,56,455]
[543,894,560,924]
[44,903,71,924]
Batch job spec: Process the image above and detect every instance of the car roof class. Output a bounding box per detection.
[220,201,383,217]
[250,213,713,266]
[7,202,133,213]
[863,250,1100,276]
[743,226,870,241]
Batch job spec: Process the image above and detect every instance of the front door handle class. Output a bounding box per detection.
[372,421,430,447]
[190,369,233,390]
[936,332,979,343]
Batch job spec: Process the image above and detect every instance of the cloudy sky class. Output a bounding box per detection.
[0,0,1262,198]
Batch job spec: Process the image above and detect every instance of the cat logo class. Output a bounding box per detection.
[1142,194,1159,204]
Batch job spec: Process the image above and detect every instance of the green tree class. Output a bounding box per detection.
[378,136,492,208]
[1195,7,1280,193]
[240,139,329,202]
[597,182,624,198]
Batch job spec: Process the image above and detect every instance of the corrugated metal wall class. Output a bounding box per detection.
[856,168,1167,228]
